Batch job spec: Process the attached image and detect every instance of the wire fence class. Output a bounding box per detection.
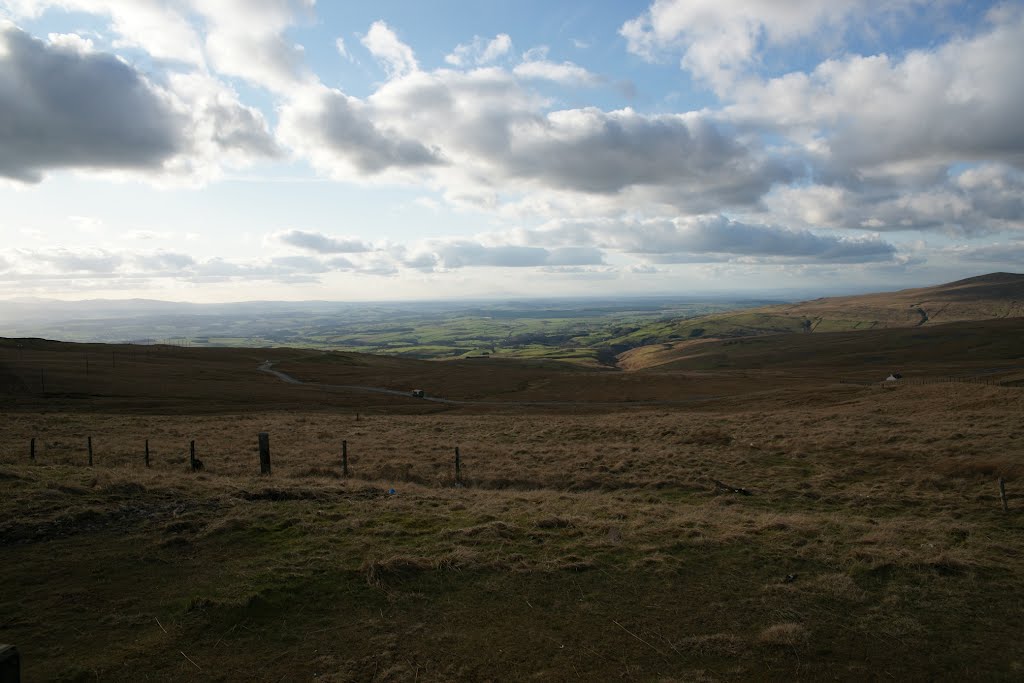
[6,432,471,487]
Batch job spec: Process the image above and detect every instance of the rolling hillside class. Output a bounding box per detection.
[619,272,1024,369]
[620,317,1024,379]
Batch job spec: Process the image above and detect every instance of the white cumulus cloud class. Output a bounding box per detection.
[445,33,512,66]
[361,20,418,78]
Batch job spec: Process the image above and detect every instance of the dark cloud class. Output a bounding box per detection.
[280,88,445,174]
[639,217,895,263]
[204,93,281,158]
[0,26,184,181]
[502,111,795,206]
[288,70,792,212]
[319,96,444,171]
[768,163,1024,236]
[275,229,373,253]
[524,216,896,263]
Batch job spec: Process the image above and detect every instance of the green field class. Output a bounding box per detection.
[1,299,767,366]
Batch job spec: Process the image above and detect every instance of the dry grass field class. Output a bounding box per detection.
[615,272,1024,345]
[619,317,1024,376]
[1,331,1023,681]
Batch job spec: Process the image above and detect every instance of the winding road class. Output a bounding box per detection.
[259,360,464,404]
[257,361,716,408]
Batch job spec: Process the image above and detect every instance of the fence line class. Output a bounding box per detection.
[10,434,467,484]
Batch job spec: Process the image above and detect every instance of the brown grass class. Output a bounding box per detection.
[0,337,1022,680]
[757,623,809,647]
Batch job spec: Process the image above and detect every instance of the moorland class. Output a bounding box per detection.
[0,273,1022,681]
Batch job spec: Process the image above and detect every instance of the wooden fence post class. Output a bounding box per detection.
[342,440,348,477]
[145,439,150,468]
[999,477,1008,512]
[30,438,35,462]
[40,369,45,394]
[189,440,204,472]
[455,446,462,484]
[258,433,271,475]
[87,436,93,466]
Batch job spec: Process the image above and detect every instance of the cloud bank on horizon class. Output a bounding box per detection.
[0,0,1022,300]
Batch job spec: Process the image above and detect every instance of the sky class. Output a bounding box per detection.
[0,0,1022,302]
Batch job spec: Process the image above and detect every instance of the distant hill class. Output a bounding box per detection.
[619,273,1024,370]
[764,272,1024,328]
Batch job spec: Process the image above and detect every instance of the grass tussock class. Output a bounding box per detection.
[447,520,519,540]
[758,623,809,647]
[362,548,492,585]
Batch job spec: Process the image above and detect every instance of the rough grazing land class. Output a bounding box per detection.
[616,272,1024,344]
[0,338,1022,681]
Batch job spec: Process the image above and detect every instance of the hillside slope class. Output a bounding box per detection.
[621,317,1024,379]
[620,273,1024,369]
[768,272,1024,329]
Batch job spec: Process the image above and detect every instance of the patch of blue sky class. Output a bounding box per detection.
[2,7,106,41]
